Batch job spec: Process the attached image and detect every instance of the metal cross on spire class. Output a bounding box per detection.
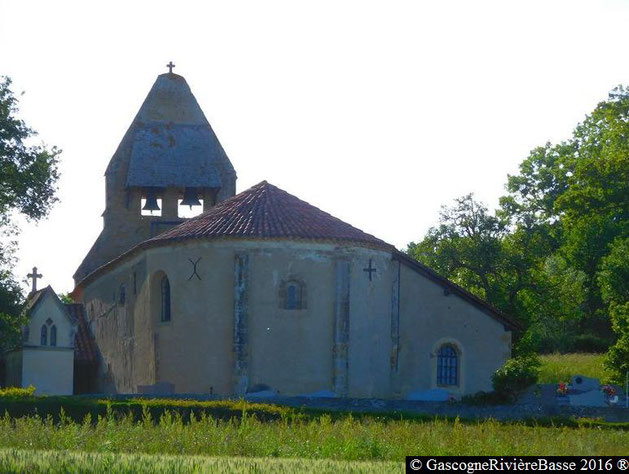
[27,266,43,293]
[166,61,175,73]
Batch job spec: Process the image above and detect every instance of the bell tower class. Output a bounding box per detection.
[74,66,236,284]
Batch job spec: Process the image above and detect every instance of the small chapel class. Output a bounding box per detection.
[5,65,517,398]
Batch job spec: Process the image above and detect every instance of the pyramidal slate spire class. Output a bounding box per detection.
[134,73,208,125]
[74,69,237,285]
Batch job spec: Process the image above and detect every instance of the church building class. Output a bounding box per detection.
[11,66,518,398]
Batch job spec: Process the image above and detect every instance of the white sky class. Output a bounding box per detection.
[1,0,629,294]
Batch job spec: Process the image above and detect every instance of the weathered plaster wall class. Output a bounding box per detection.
[8,293,77,395]
[80,240,511,398]
[80,255,151,393]
[22,348,74,395]
[396,262,512,396]
[346,251,394,398]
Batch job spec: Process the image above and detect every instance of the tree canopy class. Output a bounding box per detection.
[408,85,629,375]
[0,76,61,354]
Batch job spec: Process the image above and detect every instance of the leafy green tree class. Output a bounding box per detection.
[407,194,508,306]
[0,76,60,355]
[407,193,587,354]
[599,238,629,382]
[555,87,629,336]
[409,84,628,357]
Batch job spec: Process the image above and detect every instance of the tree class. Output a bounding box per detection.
[407,194,507,305]
[407,193,586,354]
[554,87,629,336]
[599,238,629,382]
[0,76,60,354]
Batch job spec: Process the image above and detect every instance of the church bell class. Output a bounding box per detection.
[142,189,160,213]
[181,187,202,209]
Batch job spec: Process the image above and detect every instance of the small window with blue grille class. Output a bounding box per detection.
[437,344,458,386]
[279,279,307,310]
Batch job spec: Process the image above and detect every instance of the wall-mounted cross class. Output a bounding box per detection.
[166,61,175,73]
[27,266,43,293]
[363,259,376,281]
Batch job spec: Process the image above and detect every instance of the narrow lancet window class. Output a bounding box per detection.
[50,325,57,347]
[161,276,171,322]
[40,325,48,346]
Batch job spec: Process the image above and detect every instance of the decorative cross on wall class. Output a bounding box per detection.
[27,266,43,293]
[187,257,202,281]
[363,259,377,281]
[166,61,175,73]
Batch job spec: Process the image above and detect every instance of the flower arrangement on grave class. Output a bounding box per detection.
[601,385,616,397]
[556,382,569,395]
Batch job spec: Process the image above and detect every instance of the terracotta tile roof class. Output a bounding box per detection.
[65,303,98,364]
[71,181,518,332]
[150,181,394,249]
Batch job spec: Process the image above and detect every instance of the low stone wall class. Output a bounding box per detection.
[76,391,629,422]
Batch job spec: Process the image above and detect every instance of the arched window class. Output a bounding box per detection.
[437,344,458,386]
[50,325,57,347]
[160,275,171,322]
[280,280,306,310]
[40,325,48,346]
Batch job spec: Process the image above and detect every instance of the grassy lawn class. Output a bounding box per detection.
[538,353,613,384]
[0,352,626,471]
[0,449,401,474]
[0,410,628,458]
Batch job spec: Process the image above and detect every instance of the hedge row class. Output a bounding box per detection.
[0,396,294,424]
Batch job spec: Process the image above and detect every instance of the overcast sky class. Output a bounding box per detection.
[2,0,629,294]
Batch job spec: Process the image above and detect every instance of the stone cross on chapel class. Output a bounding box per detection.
[166,61,175,73]
[27,266,43,293]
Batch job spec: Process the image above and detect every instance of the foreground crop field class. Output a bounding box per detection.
[538,353,612,384]
[0,353,626,473]
[0,449,400,474]
[0,411,627,459]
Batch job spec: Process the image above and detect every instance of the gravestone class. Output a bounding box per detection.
[540,384,561,413]
[137,381,175,395]
[298,390,337,398]
[407,389,451,402]
[245,389,277,399]
[571,375,600,392]
[568,390,606,407]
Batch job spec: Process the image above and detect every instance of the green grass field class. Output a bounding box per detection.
[0,449,401,474]
[0,410,627,458]
[0,353,626,472]
[538,353,612,384]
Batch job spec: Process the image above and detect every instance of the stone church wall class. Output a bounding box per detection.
[80,239,511,398]
[81,255,153,393]
[145,242,236,395]
[396,263,511,397]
